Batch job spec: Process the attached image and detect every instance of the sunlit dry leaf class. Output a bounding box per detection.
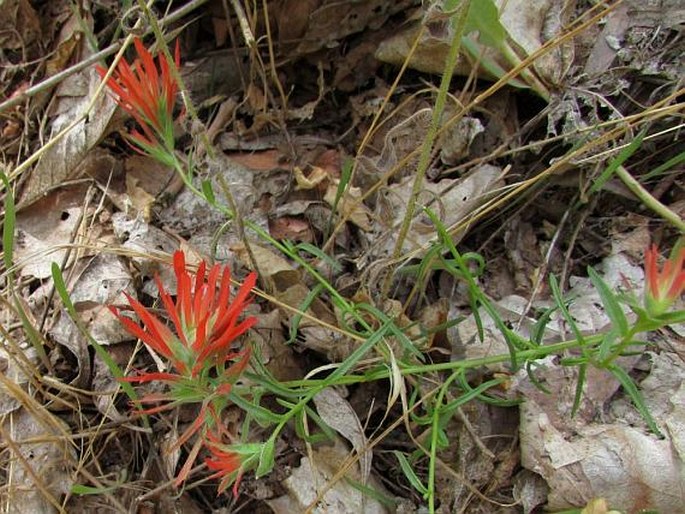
[14,185,102,279]
[294,165,328,190]
[324,180,372,231]
[314,388,371,484]
[21,62,118,205]
[376,0,574,91]
[2,408,75,514]
[266,438,388,514]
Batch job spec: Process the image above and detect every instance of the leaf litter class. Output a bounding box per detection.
[0,0,684,513]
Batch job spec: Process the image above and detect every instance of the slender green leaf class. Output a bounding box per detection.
[587,266,628,336]
[343,476,397,507]
[571,362,587,417]
[287,283,325,345]
[1,172,15,270]
[525,361,551,394]
[596,329,619,364]
[589,129,646,195]
[608,363,662,437]
[642,149,685,181]
[294,242,342,272]
[549,274,585,344]
[326,157,354,237]
[531,305,557,345]
[202,179,216,204]
[71,483,120,495]
[394,451,428,495]
[229,390,282,425]
[256,437,276,477]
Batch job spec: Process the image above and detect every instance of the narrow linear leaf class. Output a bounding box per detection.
[394,451,428,495]
[587,266,628,336]
[1,172,15,270]
[256,437,276,477]
[202,179,216,203]
[589,129,646,195]
[608,363,663,438]
[549,274,585,344]
[642,149,685,181]
[571,362,587,417]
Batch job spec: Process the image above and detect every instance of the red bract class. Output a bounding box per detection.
[205,434,243,496]
[97,37,180,164]
[110,250,257,380]
[644,243,685,316]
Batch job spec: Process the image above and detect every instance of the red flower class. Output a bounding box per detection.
[111,250,257,380]
[97,37,181,164]
[205,433,244,496]
[644,243,685,316]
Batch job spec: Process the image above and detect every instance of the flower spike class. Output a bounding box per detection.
[97,37,181,165]
[111,250,257,382]
[644,242,685,317]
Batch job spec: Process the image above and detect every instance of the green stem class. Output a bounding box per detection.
[170,155,376,333]
[615,164,685,232]
[383,0,471,295]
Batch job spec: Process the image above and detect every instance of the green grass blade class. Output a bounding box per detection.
[286,283,325,344]
[293,242,343,273]
[51,263,142,411]
[326,157,353,237]
[531,304,557,345]
[642,149,685,181]
[1,172,15,270]
[1,173,52,370]
[589,129,646,195]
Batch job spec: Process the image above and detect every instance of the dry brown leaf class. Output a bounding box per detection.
[269,216,314,242]
[313,388,371,485]
[0,343,38,416]
[20,63,117,206]
[370,164,503,257]
[292,0,416,55]
[252,309,304,382]
[0,0,40,49]
[294,165,328,190]
[266,438,388,514]
[376,0,574,89]
[2,407,75,514]
[324,180,372,231]
[125,174,156,222]
[14,185,102,279]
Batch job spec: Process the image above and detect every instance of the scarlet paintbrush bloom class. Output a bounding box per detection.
[97,37,181,165]
[205,432,245,497]
[111,250,257,381]
[644,243,685,316]
[111,250,256,491]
